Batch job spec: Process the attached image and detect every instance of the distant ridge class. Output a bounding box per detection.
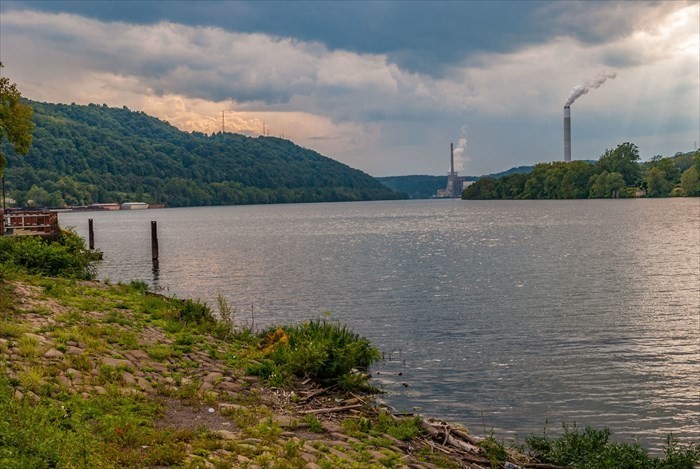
[2,101,405,207]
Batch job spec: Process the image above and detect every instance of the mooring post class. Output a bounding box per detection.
[88,218,95,250]
[151,220,159,265]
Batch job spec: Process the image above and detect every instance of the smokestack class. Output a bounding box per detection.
[450,142,454,175]
[564,105,571,163]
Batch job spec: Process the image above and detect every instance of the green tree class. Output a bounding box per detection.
[680,166,699,196]
[0,63,34,176]
[589,171,609,198]
[606,172,626,198]
[596,142,641,186]
[645,167,672,197]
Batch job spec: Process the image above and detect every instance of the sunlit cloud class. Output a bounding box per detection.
[0,1,696,176]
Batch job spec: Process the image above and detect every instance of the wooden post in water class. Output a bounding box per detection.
[151,221,159,268]
[88,219,95,250]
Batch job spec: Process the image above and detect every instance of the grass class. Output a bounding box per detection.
[525,423,700,469]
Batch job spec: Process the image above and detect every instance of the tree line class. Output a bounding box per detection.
[463,143,700,200]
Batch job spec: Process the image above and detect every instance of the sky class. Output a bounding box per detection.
[0,1,698,177]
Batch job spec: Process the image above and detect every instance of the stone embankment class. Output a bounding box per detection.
[0,278,540,468]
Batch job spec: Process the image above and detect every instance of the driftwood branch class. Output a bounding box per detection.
[299,403,363,415]
[298,384,337,402]
[522,464,571,469]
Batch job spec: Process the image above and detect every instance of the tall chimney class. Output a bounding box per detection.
[450,142,454,175]
[564,105,571,162]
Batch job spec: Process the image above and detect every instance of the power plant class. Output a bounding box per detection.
[436,143,468,198]
[564,105,571,162]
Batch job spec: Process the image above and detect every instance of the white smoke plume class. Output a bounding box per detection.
[452,125,469,173]
[565,71,617,106]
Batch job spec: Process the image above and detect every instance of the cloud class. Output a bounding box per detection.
[0,2,697,176]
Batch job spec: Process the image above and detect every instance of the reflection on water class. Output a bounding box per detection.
[60,198,700,451]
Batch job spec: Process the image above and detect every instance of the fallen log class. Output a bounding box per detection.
[419,419,481,454]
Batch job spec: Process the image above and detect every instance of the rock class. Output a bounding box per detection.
[124,349,150,360]
[330,432,350,441]
[219,403,244,412]
[217,381,242,393]
[102,357,131,368]
[321,421,342,434]
[305,463,322,469]
[204,371,223,384]
[44,348,65,359]
[241,376,259,385]
[301,453,317,463]
[135,377,153,392]
[57,375,72,388]
[24,333,46,344]
[273,415,296,428]
[65,346,83,355]
[327,447,353,462]
[122,371,136,385]
[217,430,238,440]
[13,389,23,400]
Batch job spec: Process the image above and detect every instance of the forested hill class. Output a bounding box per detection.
[2,101,405,207]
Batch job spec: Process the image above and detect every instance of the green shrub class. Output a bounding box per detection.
[250,319,380,391]
[526,423,700,469]
[177,299,215,325]
[0,230,100,279]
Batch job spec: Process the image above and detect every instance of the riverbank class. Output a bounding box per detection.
[0,272,528,468]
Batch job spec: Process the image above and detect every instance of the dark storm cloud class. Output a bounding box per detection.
[1,0,655,75]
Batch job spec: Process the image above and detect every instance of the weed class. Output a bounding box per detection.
[105,310,131,326]
[247,418,282,443]
[18,366,46,391]
[66,353,93,372]
[479,430,508,468]
[216,292,237,333]
[146,344,179,361]
[178,299,215,325]
[0,321,26,338]
[17,335,40,358]
[128,280,149,293]
[303,414,324,433]
[98,365,122,384]
[283,439,304,459]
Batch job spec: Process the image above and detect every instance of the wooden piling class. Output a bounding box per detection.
[151,221,159,264]
[88,219,95,250]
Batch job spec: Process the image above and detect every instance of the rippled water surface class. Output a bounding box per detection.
[60,198,700,450]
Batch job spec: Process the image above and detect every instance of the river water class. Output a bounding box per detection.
[60,198,700,451]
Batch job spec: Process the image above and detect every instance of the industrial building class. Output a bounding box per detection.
[436,143,470,198]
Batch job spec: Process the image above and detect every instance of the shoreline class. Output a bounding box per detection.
[1,273,527,468]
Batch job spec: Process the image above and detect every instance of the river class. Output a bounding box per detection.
[59,198,700,451]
